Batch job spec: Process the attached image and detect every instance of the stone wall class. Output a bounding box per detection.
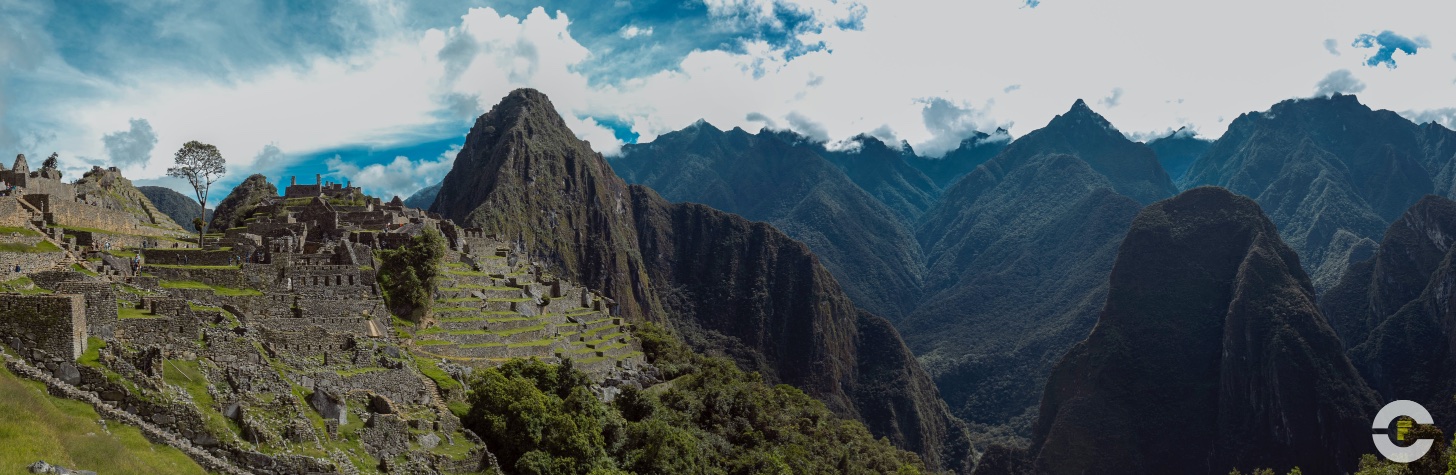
[0,293,86,360]
[0,197,34,227]
[143,248,237,266]
[0,250,65,279]
[26,194,176,238]
[55,281,118,339]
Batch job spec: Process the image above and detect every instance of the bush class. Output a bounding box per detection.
[376,227,444,321]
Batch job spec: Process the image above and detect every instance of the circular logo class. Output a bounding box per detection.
[1372,400,1435,463]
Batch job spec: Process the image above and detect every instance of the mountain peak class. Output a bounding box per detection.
[1051,98,1113,131]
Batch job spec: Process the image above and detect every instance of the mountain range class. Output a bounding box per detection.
[426,89,973,472]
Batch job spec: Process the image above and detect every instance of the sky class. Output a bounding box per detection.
[2,0,1455,204]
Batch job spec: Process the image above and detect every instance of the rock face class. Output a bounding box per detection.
[1323,195,1456,429]
[611,124,926,320]
[1184,93,1456,290]
[430,88,972,472]
[209,174,277,232]
[907,99,1175,430]
[139,186,212,231]
[1025,187,1379,475]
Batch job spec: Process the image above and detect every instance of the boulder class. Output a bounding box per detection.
[308,388,347,425]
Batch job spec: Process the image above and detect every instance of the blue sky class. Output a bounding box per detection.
[1,0,1454,203]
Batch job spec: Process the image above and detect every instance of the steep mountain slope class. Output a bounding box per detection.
[138,186,212,231]
[907,130,1010,188]
[403,181,441,210]
[1184,93,1456,290]
[71,167,187,231]
[1023,187,1379,475]
[430,88,972,472]
[611,124,925,320]
[796,134,941,224]
[209,174,277,232]
[1322,195,1456,429]
[1144,127,1212,185]
[908,100,1176,431]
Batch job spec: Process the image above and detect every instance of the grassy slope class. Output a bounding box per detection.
[0,365,208,475]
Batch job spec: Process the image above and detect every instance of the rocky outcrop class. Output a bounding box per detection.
[430,88,972,472]
[1023,187,1379,475]
[209,174,277,232]
[1323,195,1456,430]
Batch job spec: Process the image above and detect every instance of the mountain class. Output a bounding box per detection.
[906,129,1010,188]
[1323,195,1456,430]
[1184,93,1456,291]
[611,124,925,320]
[403,181,441,210]
[430,88,973,472]
[1144,127,1212,185]
[69,167,188,231]
[907,99,1176,431]
[209,174,278,232]
[138,186,212,231]
[1016,187,1380,475]
[790,133,942,224]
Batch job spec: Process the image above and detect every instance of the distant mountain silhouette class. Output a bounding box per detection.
[403,180,441,210]
[429,88,973,472]
[1185,93,1456,290]
[1144,127,1211,185]
[1016,187,1379,475]
[138,185,211,230]
[907,130,1010,188]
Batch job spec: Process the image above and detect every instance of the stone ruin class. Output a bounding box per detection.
[0,171,652,474]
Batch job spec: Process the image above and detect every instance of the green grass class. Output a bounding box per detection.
[117,304,158,320]
[105,249,138,259]
[161,359,238,444]
[439,316,486,323]
[159,280,262,296]
[0,276,47,295]
[416,357,462,391]
[432,306,477,313]
[447,329,488,336]
[507,338,554,348]
[0,226,41,237]
[460,342,504,349]
[0,365,209,475]
[0,240,61,253]
[77,338,104,369]
[70,263,98,277]
[495,323,545,337]
[416,339,453,346]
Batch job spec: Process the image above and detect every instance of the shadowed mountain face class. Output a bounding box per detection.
[1185,93,1456,291]
[429,88,973,472]
[611,124,926,320]
[909,100,1176,430]
[791,133,941,224]
[403,181,441,210]
[1323,195,1456,430]
[1024,187,1379,475]
[907,130,1010,188]
[138,186,212,231]
[1145,127,1212,185]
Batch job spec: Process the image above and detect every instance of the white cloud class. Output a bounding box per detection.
[1324,38,1340,56]
[1315,69,1366,97]
[325,144,459,200]
[619,25,653,39]
[9,0,1456,185]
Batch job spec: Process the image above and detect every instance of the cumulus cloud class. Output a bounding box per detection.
[1352,30,1430,68]
[325,145,459,200]
[1324,38,1340,55]
[1023,0,1041,8]
[786,111,831,141]
[745,112,778,130]
[1402,108,1456,129]
[619,25,653,39]
[867,124,900,147]
[1315,69,1366,97]
[916,97,998,157]
[1100,87,1124,108]
[102,118,158,168]
[252,143,287,170]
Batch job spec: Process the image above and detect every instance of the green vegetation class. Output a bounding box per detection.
[0,365,208,474]
[70,263,98,276]
[460,323,925,475]
[0,226,41,237]
[0,239,60,253]
[376,227,445,322]
[117,304,158,320]
[162,359,238,443]
[77,338,104,368]
[416,357,462,391]
[159,279,263,296]
[0,276,47,295]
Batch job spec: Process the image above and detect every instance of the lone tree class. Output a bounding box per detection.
[42,152,58,169]
[166,141,225,245]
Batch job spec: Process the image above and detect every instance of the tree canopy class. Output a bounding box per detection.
[166,141,225,243]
